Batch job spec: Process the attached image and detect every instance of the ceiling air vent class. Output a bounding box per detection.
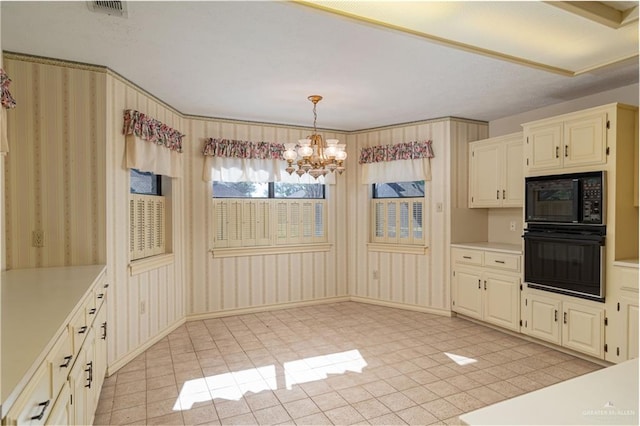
[87,1,128,18]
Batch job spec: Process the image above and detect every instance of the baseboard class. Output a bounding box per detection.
[106,317,186,376]
[349,296,453,317]
[186,296,352,321]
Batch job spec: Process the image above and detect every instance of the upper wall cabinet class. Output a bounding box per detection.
[469,132,523,208]
[523,106,612,175]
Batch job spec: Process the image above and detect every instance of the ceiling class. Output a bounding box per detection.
[1,1,638,131]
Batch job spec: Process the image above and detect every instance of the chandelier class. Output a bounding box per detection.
[283,95,347,179]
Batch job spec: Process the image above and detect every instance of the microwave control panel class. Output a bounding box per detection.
[582,177,603,224]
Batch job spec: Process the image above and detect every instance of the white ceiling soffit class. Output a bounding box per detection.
[299,1,639,76]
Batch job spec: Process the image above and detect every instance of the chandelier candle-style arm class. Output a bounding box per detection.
[283,95,347,179]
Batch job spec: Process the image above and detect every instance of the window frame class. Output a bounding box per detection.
[369,181,428,254]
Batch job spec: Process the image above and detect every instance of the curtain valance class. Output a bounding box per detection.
[359,140,433,164]
[203,138,285,160]
[360,140,434,184]
[202,138,334,184]
[123,110,184,178]
[1,68,16,154]
[123,109,184,152]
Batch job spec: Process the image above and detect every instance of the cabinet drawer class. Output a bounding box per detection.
[48,330,73,398]
[485,252,520,272]
[452,249,483,266]
[6,362,53,425]
[69,297,91,355]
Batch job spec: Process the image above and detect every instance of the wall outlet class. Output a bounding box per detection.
[140,301,146,315]
[509,221,517,232]
[32,230,45,247]
[372,270,379,280]
[436,202,443,213]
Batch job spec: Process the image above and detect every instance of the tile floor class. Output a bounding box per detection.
[94,302,602,425]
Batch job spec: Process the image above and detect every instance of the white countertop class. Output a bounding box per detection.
[451,242,522,255]
[459,358,639,425]
[1,265,105,416]
[613,259,639,268]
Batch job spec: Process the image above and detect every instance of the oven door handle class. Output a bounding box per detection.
[523,233,605,244]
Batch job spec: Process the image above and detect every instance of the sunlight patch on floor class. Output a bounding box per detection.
[444,352,477,366]
[174,349,367,410]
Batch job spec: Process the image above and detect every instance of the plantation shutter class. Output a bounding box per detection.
[387,201,397,243]
[399,201,410,244]
[228,200,243,247]
[276,201,289,243]
[412,200,424,245]
[372,200,386,243]
[302,201,314,243]
[314,201,325,241]
[213,200,230,248]
[130,194,166,260]
[256,200,271,246]
[243,201,257,246]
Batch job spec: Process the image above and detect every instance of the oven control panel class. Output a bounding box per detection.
[582,177,603,224]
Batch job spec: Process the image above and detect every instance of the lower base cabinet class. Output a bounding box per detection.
[451,247,521,332]
[522,289,605,359]
[2,269,108,426]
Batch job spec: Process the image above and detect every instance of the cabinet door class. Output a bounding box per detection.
[563,112,607,168]
[523,292,561,345]
[502,138,524,207]
[45,383,70,426]
[619,295,639,361]
[525,122,562,172]
[452,267,483,319]
[562,301,604,359]
[68,347,88,426]
[483,272,520,331]
[469,142,502,207]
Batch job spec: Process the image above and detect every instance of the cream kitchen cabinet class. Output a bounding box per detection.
[451,245,521,332]
[1,266,108,426]
[605,261,639,363]
[521,287,605,359]
[469,132,523,208]
[523,106,611,174]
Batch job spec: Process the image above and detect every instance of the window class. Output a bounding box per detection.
[129,169,167,261]
[212,182,327,250]
[371,181,425,246]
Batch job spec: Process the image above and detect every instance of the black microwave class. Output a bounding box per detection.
[525,171,605,225]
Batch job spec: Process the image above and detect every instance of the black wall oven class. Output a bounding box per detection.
[523,224,605,301]
[524,171,606,302]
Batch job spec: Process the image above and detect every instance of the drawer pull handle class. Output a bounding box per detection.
[60,355,73,368]
[502,189,506,200]
[555,146,559,158]
[494,260,506,264]
[496,190,500,200]
[563,312,568,324]
[78,326,88,334]
[97,293,104,299]
[462,256,472,259]
[484,280,487,290]
[478,279,481,289]
[85,361,93,388]
[31,400,50,421]
[89,308,97,315]
[101,321,108,340]
[554,310,558,322]
[565,145,568,157]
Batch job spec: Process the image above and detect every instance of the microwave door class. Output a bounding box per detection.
[526,178,580,223]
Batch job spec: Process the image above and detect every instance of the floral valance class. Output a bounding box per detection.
[122,109,184,152]
[203,138,285,160]
[359,140,434,164]
[1,68,17,109]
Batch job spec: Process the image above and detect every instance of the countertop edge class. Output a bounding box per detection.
[451,242,522,255]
